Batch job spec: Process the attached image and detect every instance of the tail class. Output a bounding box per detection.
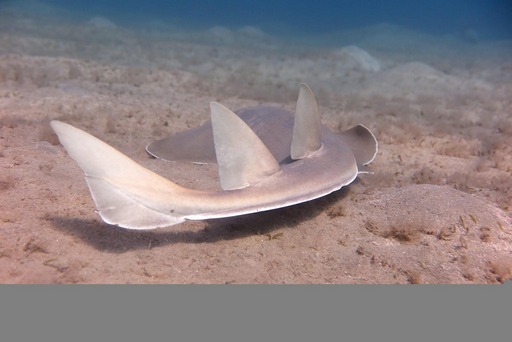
[51,121,187,229]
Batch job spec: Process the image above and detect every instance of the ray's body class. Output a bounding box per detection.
[51,84,377,229]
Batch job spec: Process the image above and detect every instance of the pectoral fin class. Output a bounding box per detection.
[338,124,378,167]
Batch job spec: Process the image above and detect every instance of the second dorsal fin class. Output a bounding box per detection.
[291,83,322,160]
[210,102,281,190]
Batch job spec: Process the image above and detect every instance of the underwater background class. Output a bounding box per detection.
[1,0,512,284]
[35,0,512,39]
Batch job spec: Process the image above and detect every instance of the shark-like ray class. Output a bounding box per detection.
[51,84,378,229]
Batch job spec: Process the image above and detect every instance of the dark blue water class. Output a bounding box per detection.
[39,0,512,39]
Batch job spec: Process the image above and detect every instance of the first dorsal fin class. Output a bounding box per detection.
[210,102,281,190]
[290,83,322,160]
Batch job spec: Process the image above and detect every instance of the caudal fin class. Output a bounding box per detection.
[51,121,187,229]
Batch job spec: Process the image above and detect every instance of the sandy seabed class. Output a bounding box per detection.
[0,2,511,283]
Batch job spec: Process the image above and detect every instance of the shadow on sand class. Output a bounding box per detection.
[49,187,351,253]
